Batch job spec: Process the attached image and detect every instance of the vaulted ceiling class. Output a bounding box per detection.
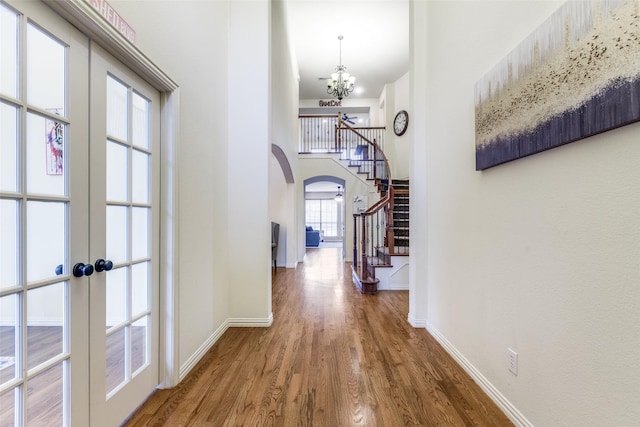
[284,0,410,101]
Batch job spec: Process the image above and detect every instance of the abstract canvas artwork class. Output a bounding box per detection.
[475,0,640,170]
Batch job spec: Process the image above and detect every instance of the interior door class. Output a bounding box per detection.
[88,43,160,427]
[0,1,90,425]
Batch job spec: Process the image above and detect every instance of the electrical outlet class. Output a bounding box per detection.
[507,348,518,375]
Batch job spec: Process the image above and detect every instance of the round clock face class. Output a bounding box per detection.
[394,110,409,136]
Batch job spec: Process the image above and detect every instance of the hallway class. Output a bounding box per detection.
[125,249,512,426]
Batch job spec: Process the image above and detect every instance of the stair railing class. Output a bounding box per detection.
[298,114,385,159]
[298,115,340,153]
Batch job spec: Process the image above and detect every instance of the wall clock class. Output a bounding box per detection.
[393,110,409,136]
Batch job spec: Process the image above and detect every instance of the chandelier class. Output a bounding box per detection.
[326,36,356,100]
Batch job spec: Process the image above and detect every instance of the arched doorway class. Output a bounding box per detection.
[303,176,345,256]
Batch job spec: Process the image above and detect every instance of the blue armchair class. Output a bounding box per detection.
[305,226,321,247]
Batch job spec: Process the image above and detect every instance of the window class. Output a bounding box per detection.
[305,199,340,238]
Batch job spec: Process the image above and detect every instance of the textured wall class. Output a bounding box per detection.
[416,1,640,425]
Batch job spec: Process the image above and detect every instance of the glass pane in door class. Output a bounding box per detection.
[27,24,65,115]
[26,201,66,281]
[106,76,127,140]
[106,205,128,263]
[131,262,149,315]
[0,103,18,192]
[26,362,64,426]
[103,75,152,396]
[0,3,18,98]
[0,294,18,386]
[0,389,16,426]
[131,150,149,204]
[27,283,65,369]
[0,200,18,289]
[131,207,149,259]
[106,267,127,329]
[131,316,148,374]
[106,141,128,201]
[105,328,126,395]
[131,92,149,149]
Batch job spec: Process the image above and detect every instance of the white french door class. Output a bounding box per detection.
[88,42,160,427]
[0,1,160,426]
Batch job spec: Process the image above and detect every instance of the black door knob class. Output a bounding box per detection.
[94,259,114,272]
[73,263,94,277]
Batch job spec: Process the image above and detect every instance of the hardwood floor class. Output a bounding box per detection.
[125,248,512,426]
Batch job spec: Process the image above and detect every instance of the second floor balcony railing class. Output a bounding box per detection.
[298,114,385,155]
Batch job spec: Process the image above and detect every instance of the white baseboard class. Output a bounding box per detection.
[407,313,427,328]
[227,313,273,327]
[426,323,533,427]
[378,284,409,291]
[179,320,229,381]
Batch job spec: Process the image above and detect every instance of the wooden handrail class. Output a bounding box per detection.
[298,114,339,118]
[339,126,386,131]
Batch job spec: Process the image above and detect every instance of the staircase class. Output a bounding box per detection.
[299,114,410,294]
[391,180,410,252]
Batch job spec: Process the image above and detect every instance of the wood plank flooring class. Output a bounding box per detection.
[125,248,512,426]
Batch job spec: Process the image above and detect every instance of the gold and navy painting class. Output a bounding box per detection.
[475,0,640,170]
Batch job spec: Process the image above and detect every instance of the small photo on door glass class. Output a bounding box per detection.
[27,113,65,196]
[45,109,64,176]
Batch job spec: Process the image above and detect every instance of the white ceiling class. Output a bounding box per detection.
[285,0,410,100]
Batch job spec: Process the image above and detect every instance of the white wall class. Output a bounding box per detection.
[408,0,428,328]
[382,72,410,180]
[391,72,410,179]
[413,1,640,425]
[227,1,271,323]
[270,0,300,269]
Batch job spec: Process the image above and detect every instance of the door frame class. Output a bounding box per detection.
[43,0,180,389]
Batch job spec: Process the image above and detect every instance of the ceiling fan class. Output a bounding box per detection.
[342,113,358,125]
